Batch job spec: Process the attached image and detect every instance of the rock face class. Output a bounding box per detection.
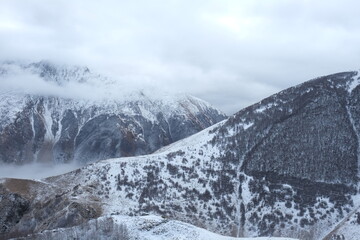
[2,71,360,240]
[0,61,226,165]
[0,178,102,239]
[0,185,29,234]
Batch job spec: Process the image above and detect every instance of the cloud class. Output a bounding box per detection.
[0,64,101,100]
[0,62,174,102]
[1,0,360,114]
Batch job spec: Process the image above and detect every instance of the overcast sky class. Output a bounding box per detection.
[1,0,360,114]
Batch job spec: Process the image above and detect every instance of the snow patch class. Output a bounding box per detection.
[348,71,360,93]
[242,122,253,130]
[255,102,278,113]
[35,214,299,240]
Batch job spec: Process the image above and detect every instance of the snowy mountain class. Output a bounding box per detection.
[2,70,360,239]
[0,61,226,165]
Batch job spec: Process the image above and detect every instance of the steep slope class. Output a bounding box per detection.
[2,71,360,239]
[0,61,226,165]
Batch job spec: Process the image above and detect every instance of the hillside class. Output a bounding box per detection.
[2,70,360,239]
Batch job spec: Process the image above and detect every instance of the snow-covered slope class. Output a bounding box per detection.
[2,70,360,239]
[0,61,226,165]
[17,215,298,240]
[324,207,360,240]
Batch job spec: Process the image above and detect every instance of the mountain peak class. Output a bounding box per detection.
[0,61,226,165]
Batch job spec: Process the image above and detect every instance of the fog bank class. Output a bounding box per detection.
[0,162,80,180]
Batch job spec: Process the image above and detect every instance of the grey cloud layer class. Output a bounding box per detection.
[1,0,360,114]
[0,64,164,101]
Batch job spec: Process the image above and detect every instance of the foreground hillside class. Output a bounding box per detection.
[14,215,298,240]
[0,61,225,165]
[2,70,360,239]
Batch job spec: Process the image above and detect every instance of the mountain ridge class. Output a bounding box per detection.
[2,70,360,239]
[0,61,226,165]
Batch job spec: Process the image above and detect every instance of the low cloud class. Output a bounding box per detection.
[1,65,96,100]
[0,162,80,180]
[0,63,165,102]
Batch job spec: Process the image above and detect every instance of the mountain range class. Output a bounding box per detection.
[1,64,360,240]
[0,61,226,165]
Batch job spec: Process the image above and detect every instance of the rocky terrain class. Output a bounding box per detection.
[2,70,360,239]
[0,61,226,165]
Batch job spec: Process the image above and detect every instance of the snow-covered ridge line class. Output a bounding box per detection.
[154,119,227,154]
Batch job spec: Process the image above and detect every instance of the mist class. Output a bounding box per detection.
[0,162,80,180]
[0,62,167,103]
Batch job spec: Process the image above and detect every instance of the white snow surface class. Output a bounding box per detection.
[113,215,298,240]
[254,102,278,113]
[154,119,226,154]
[35,214,299,240]
[0,92,27,128]
[348,71,360,93]
[331,212,360,240]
